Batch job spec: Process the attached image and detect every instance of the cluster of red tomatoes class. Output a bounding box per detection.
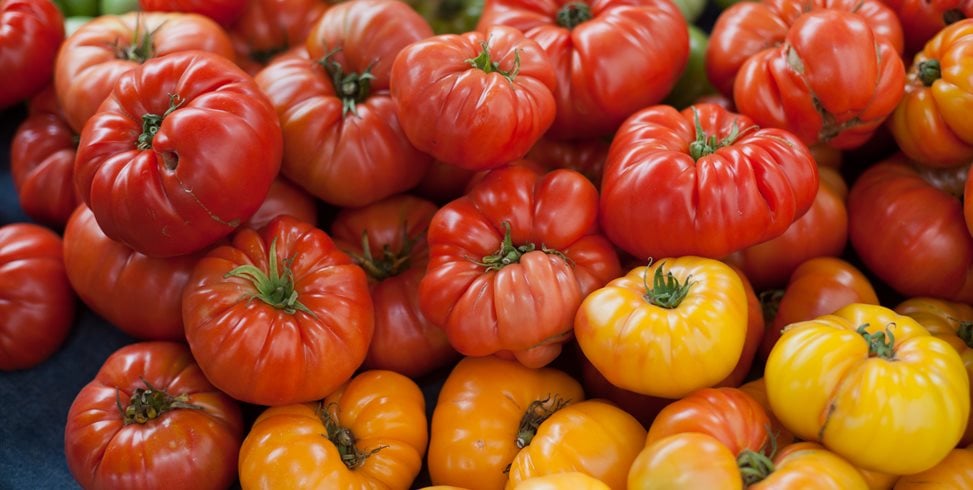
[2,0,973,487]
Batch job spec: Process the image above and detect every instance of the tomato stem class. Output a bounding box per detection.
[737,449,775,484]
[348,223,416,281]
[642,261,694,309]
[318,402,387,469]
[467,41,520,82]
[759,289,784,326]
[319,48,375,117]
[688,109,745,160]
[115,377,203,426]
[114,14,156,63]
[556,2,592,29]
[917,59,941,87]
[515,394,569,448]
[856,323,896,359]
[473,221,571,271]
[223,238,316,316]
[137,93,185,151]
[957,320,973,349]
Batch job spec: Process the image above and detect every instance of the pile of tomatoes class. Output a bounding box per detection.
[2,0,973,487]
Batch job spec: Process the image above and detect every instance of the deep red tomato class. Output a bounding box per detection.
[244,177,319,231]
[413,159,478,205]
[418,165,621,368]
[599,103,818,260]
[139,0,247,26]
[0,223,75,371]
[525,136,608,187]
[73,50,282,258]
[181,215,374,406]
[330,194,459,379]
[0,0,64,110]
[967,164,973,236]
[228,0,328,75]
[848,154,973,302]
[64,341,243,490]
[476,0,688,140]
[54,11,235,133]
[255,0,433,208]
[390,25,557,171]
[10,85,80,229]
[884,0,973,58]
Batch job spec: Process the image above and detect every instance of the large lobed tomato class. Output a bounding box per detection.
[228,0,328,74]
[0,0,64,110]
[73,50,282,258]
[64,341,243,490]
[599,103,818,260]
[139,0,248,27]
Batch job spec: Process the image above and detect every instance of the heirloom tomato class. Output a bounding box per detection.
[390,25,557,170]
[738,378,796,447]
[228,0,328,74]
[244,177,318,231]
[663,24,716,111]
[848,154,973,303]
[579,351,671,428]
[64,341,243,490]
[0,223,75,371]
[418,165,621,368]
[765,303,970,475]
[600,102,818,261]
[413,160,477,204]
[73,50,282,258]
[717,265,765,388]
[238,370,428,489]
[894,447,973,488]
[525,137,608,187]
[139,0,247,26]
[427,356,585,489]
[890,19,973,167]
[331,194,458,378]
[54,11,234,133]
[476,0,688,140]
[181,215,374,406]
[968,164,973,235]
[510,472,609,490]
[575,256,749,398]
[884,0,973,57]
[0,0,64,110]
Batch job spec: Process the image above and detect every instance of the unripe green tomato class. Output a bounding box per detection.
[672,0,707,23]
[54,0,99,17]
[100,0,139,15]
[663,24,716,109]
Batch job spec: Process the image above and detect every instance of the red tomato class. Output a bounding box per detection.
[139,0,248,27]
[525,136,609,187]
[0,223,75,371]
[330,194,459,378]
[73,50,282,258]
[54,11,235,133]
[0,0,64,110]
[64,341,243,490]
[413,160,478,205]
[228,0,328,74]
[717,265,765,388]
[181,215,374,406]
[418,165,621,368]
[599,103,819,260]
[244,177,319,231]
[476,0,688,140]
[884,0,973,58]
[10,85,80,229]
[390,25,557,171]
[967,164,973,236]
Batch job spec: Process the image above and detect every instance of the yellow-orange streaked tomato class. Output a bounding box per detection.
[575,256,749,398]
[893,447,973,489]
[646,387,771,456]
[238,370,428,490]
[765,303,970,475]
[427,356,586,489]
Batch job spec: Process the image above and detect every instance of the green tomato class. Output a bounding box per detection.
[407,0,483,34]
[672,0,707,23]
[54,0,99,17]
[663,24,716,110]
[99,0,140,15]
[65,15,95,36]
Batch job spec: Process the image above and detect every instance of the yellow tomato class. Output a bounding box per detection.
[765,303,970,475]
[512,472,610,490]
[893,447,973,488]
[752,442,869,489]
[575,256,749,398]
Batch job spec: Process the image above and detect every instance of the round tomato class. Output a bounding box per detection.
[243,177,318,231]
[884,0,973,58]
[0,223,75,371]
[139,0,247,26]
[228,0,328,74]
[64,341,243,490]
[0,0,64,110]
[511,472,610,490]
[893,447,973,488]
[524,136,608,188]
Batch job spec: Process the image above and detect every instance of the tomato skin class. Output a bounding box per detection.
[0,223,75,371]
[330,194,459,378]
[847,154,973,303]
[884,0,973,58]
[738,378,796,447]
[10,85,80,229]
[74,50,282,258]
[181,215,374,406]
[238,370,428,489]
[512,472,609,490]
[390,25,557,171]
[229,0,328,75]
[476,0,688,140]
[139,0,247,27]
[718,265,765,388]
[54,11,235,133]
[524,137,608,188]
[765,303,970,475]
[419,165,620,368]
[600,102,818,261]
[243,177,318,231]
[646,387,772,456]
[0,0,64,110]
[894,447,973,489]
[64,341,243,490]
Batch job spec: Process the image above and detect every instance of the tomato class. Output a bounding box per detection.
[73,50,282,258]
[181,215,373,406]
[738,378,796,447]
[511,472,609,490]
[228,0,328,75]
[578,351,671,428]
[390,25,557,171]
[243,177,319,231]
[0,0,64,110]
[407,0,483,34]
[895,297,973,445]
[575,256,749,398]
[524,136,608,188]
[54,11,235,133]
[718,265,765,388]
[890,19,973,168]
[0,223,75,371]
[238,370,428,489]
[139,0,247,26]
[64,341,243,490]
[476,0,688,140]
[893,447,973,488]
[330,194,458,378]
[758,257,879,361]
[53,0,97,17]
[847,154,973,303]
[765,303,970,475]
[427,356,586,489]
[418,165,621,368]
[10,85,80,229]
[723,165,848,291]
[663,24,717,110]
[62,205,202,341]
[883,0,973,58]
[255,0,433,208]
[100,0,138,14]
[599,103,818,260]
[968,164,973,236]
[413,160,478,205]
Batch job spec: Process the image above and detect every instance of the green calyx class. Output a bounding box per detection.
[349,224,417,281]
[857,323,896,359]
[223,238,315,316]
[515,394,569,449]
[115,378,203,426]
[917,59,942,87]
[467,41,520,82]
[318,402,387,469]
[137,93,184,152]
[115,16,156,63]
[688,109,745,160]
[474,221,571,272]
[556,2,592,29]
[642,261,694,309]
[320,48,375,117]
